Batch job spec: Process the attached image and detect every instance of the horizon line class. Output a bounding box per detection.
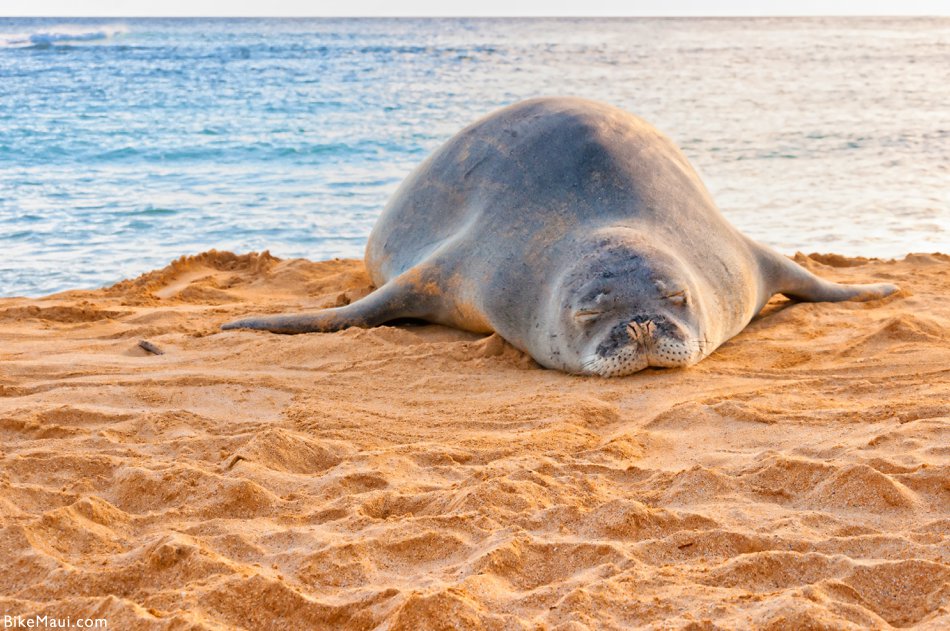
[3,14,948,18]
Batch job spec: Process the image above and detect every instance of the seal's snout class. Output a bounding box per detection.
[581,312,704,376]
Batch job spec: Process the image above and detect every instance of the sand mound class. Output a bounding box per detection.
[0,251,947,628]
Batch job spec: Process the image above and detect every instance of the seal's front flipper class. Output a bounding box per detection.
[221,274,429,334]
[784,278,899,303]
[221,305,367,334]
[763,248,899,303]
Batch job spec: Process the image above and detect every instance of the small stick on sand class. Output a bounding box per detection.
[138,340,165,355]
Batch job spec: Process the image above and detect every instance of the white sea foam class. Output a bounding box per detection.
[0,24,128,48]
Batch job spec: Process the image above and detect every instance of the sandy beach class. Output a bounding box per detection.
[0,249,947,629]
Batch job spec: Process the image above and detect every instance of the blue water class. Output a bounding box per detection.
[1,18,948,297]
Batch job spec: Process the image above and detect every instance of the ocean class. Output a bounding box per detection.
[1,17,947,297]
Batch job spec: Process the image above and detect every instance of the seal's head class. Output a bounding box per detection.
[546,233,711,377]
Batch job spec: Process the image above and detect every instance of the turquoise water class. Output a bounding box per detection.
[1,17,948,297]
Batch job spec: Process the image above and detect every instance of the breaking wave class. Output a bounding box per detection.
[0,24,127,48]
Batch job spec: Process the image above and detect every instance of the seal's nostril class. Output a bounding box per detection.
[627,321,643,340]
[645,320,656,335]
[627,319,657,342]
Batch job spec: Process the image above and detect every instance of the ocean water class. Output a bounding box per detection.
[1,17,947,297]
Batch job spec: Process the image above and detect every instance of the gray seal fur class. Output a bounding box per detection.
[223,97,898,376]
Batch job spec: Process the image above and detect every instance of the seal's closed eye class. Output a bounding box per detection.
[662,288,689,306]
[574,309,603,322]
[655,280,689,306]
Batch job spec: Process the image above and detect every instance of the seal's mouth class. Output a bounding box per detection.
[579,317,707,377]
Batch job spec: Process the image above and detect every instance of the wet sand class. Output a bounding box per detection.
[0,250,947,629]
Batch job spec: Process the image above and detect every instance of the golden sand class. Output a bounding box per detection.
[0,251,947,629]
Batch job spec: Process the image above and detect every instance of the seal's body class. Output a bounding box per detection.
[224,98,898,376]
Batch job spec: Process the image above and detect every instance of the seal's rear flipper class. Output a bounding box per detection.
[763,248,900,303]
[221,275,428,334]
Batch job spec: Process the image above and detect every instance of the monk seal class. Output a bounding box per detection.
[223,97,898,376]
